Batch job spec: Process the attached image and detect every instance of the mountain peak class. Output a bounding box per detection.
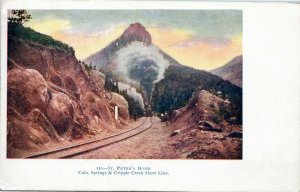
[121,22,152,45]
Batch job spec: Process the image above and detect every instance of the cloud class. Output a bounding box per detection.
[146,27,242,70]
[164,33,242,70]
[171,37,232,48]
[25,15,242,70]
[52,26,124,59]
[24,18,71,35]
[63,23,126,38]
[148,27,193,47]
[26,19,126,60]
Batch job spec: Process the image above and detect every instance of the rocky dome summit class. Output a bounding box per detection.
[120,22,152,45]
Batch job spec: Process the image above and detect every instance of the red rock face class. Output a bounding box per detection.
[7,36,129,158]
[121,22,152,45]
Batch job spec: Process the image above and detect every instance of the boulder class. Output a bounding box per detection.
[110,92,129,120]
[198,121,222,132]
[46,92,74,134]
[7,68,48,114]
[169,106,187,122]
[196,90,225,110]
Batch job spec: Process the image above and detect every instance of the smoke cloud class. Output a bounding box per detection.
[115,42,170,84]
[113,41,170,104]
[118,82,145,110]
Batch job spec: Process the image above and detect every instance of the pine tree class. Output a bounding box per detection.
[8,10,32,25]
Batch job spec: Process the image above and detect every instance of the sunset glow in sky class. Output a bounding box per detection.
[25,10,242,70]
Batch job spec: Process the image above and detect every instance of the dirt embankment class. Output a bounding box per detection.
[166,90,242,159]
[7,36,129,158]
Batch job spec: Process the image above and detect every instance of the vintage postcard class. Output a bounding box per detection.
[0,0,299,191]
[6,9,243,159]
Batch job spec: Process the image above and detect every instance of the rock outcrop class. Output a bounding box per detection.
[170,90,228,124]
[166,90,242,159]
[121,22,152,46]
[7,35,129,158]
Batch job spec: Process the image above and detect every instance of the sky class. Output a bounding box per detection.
[25,10,242,70]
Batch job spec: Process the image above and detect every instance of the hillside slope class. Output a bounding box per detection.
[151,65,242,124]
[166,90,242,159]
[210,55,243,87]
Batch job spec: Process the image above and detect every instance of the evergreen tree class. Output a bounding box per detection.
[8,10,32,25]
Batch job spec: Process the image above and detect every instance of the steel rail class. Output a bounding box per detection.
[62,117,153,158]
[25,117,152,159]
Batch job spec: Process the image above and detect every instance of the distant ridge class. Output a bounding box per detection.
[210,55,243,87]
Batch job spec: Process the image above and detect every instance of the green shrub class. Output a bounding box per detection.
[8,23,75,53]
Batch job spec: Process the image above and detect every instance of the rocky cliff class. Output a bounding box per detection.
[7,33,129,158]
[121,23,152,45]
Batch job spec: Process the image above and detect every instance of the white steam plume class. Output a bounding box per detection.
[118,82,145,110]
[115,42,170,84]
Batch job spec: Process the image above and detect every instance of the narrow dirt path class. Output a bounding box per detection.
[71,117,178,159]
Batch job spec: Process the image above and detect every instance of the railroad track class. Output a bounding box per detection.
[25,117,153,159]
